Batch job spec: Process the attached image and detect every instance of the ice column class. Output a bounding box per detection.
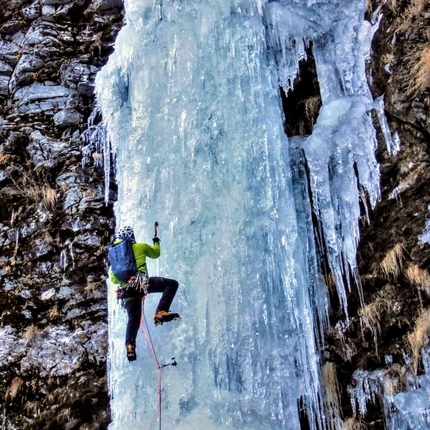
[95,0,385,429]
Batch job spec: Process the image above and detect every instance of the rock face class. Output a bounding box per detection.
[284,1,430,428]
[0,0,124,428]
[324,2,430,428]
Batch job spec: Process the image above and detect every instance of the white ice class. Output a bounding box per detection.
[95,0,386,428]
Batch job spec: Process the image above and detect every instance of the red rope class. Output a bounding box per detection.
[140,297,163,430]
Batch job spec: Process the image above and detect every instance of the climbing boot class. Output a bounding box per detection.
[126,344,136,361]
[153,310,181,326]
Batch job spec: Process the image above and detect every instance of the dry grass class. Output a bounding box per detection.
[397,0,427,31]
[388,0,427,21]
[324,271,337,294]
[41,185,57,212]
[10,205,23,227]
[22,183,57,212]
[0,153,14,164]
[322,362,342,428]
[389,0,398,11]
[380,244,404,278]
[389,0,430,97]
[382,377,399,397]
[24,400,39,414]
[398,44,430,97]
[58,407,72,421]
[359,284,396,335]
[342,418,366,430]
[385,0,430,97]
[48,306,60,319]
[359,298,384,334]
[409,47,430,94]
[5,170,58,212]
[8,377,22,400]
[81,425,96,430]
[304,96,321,122]
[406,264,430,292]
[85,282,100,292]
[381,52,395,71]
[408,308,430,374]
[322,362,341,406]
[24,325,38,344]
[296,95,321,136]
[365,0,373,18]
[383,363,408,395]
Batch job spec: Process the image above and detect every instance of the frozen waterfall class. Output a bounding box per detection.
[95,0,386,429]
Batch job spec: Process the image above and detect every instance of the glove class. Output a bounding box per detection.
[153,237,160,244]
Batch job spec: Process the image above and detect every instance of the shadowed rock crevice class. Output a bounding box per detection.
[281,46,322,138]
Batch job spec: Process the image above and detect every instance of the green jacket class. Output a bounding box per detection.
[109,240,161,285]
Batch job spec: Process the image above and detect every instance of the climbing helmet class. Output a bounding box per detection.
[117,225,135,241]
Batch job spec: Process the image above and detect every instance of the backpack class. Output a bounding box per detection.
[108,238,138,282]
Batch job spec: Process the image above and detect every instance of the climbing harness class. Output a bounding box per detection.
[116,271,149,302]
[140,295,177,430]
[129,271,149,294]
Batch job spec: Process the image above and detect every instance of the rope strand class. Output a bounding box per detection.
[140,297,163,430]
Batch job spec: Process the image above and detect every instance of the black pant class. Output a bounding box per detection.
[124,276,178,347]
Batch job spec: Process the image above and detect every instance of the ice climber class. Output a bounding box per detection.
[109,225,180,361]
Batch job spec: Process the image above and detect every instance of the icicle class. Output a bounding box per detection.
[370,0,387,25]
[11,230,19,264]
[419,217,430,245]
[2,405,7,429]
[59,249,68,270]
[349,369,383,418]
[374,95,401,156]
[68,243,75,269]
[80,105,111,204]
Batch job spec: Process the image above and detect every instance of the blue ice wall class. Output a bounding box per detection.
[96,1,387,428]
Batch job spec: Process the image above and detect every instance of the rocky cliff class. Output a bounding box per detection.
[0,0,124,428]
[280,1,430,428]
[326,1,430,428]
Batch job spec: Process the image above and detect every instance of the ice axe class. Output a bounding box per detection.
[154,221,158,238]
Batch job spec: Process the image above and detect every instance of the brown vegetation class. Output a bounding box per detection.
[408,308,430,374]
[380,244,404,278]
[406,264,430,292]
[342,417,367,430]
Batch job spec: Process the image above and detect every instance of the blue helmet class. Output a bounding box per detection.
[117,225,135,241]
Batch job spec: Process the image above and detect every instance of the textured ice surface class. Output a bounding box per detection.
[96,0,385,428]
